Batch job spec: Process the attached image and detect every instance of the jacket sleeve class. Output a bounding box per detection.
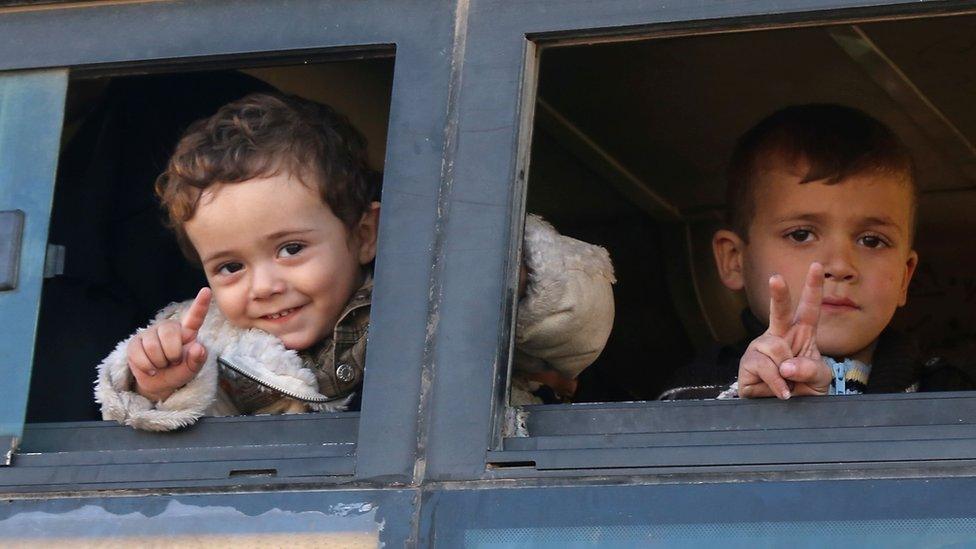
[514,214,616,382]
[94,300,325,431]
[94,300,223,431]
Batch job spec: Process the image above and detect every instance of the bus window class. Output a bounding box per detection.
[26,57,395,425]
[520,14,976,404]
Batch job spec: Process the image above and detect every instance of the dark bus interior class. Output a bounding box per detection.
[27,12,976,421]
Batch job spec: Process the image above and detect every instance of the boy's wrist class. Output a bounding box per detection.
[134,382,175,403]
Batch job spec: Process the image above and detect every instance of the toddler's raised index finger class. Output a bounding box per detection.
[794,262,824,327]
[767,274,792,336]
[181,287,212,337]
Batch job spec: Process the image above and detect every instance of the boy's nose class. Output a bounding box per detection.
[823,245,857,282]
[249,264,286,299]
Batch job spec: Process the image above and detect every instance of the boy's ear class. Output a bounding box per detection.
[355,201,381,265]
[898,249,919,306]
[712,229,746,291]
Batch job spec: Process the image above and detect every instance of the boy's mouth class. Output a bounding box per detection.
[261,305,303,321]
[822,296,859,310]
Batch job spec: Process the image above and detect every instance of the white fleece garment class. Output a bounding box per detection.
[510,215,616,405]
[96,214,616,429]
[94,302,338,431]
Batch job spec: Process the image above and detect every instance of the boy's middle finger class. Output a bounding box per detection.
[794,262,824,327]
[157,322,184,364]
[140,331,170,370]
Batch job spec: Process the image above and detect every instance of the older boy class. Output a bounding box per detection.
[673,104,974,398]
[96,93,615,430]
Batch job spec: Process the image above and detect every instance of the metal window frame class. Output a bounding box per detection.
[0,0,457,490]
[420,476,976,546]
[424,0,976,481]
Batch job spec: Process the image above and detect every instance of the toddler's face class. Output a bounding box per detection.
[184,172,378,350]
[719,167,917,361]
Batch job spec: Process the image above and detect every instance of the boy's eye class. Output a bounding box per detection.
[277,243,305,258]
[218,262,244,275]
[786,229,814,243]
[858,235,888,249]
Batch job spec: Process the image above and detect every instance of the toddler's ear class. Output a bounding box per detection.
[712,229,746,291]
[355,201,381,264]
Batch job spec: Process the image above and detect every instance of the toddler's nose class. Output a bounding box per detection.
[250,264,286,299]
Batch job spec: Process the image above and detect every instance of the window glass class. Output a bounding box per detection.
[0,69,67,439]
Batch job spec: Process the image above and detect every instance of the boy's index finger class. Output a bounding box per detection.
[181,287,212,341]
[767,274,792,336]
[794,262,824,328]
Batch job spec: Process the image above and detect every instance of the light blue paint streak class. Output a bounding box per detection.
[0,500,380,539]
[0,69,67,438]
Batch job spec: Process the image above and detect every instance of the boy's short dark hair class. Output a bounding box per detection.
[726,104,916,240]
[156,92,378,263]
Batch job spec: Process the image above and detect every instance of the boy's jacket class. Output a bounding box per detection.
[96,214,616,431]
[665,310,976,397]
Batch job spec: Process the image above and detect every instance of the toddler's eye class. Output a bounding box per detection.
[858,235,888,249]
[218,262,244,275]
[787,229,814,243]
[277,243,305,258]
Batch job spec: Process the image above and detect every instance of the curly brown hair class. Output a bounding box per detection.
[156,92,378,263]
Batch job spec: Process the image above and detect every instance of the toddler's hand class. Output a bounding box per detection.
[738,263,832,399]
[126,288,211,402]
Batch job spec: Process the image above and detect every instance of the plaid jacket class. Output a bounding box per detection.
[219,278,372,413]
[302,278,372,397]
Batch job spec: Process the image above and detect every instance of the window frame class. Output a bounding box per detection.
[422,0,976,481]
[0,68,66,453]
[0,0,457,490]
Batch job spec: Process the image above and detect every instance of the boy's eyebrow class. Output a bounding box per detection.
[771,212,828,225]
[772,213,904,233]
[200,250,235,266]
[200,229,317,265]
[859,215,904,234]
[263,228,316,241]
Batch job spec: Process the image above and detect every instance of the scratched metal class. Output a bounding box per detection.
[0,489,414,547]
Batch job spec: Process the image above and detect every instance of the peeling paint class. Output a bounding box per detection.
[328,502,376,517]
[407,0,472,545]
[0,499,382,546]
[502,406,529,438]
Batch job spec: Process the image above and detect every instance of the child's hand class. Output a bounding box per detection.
[738,263,832,399]
[127,288,211,402]
[524,370,579,401]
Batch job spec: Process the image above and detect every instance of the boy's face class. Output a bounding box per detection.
[714,164,918,361]
[184,172,379,350]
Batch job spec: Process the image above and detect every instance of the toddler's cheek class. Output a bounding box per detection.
[211,294,247,327]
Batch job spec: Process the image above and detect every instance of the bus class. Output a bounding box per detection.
[1,0,976,545]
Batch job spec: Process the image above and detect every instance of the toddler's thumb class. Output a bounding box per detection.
[186,342,207,373]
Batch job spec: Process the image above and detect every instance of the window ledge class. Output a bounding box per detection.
[0,413,358,492]
[488,393,976,472]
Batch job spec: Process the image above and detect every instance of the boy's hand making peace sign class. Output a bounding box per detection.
[738,262,833,399]
[127,288,212,402]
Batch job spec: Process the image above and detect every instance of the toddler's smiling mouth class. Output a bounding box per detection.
[261,305,304,321]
